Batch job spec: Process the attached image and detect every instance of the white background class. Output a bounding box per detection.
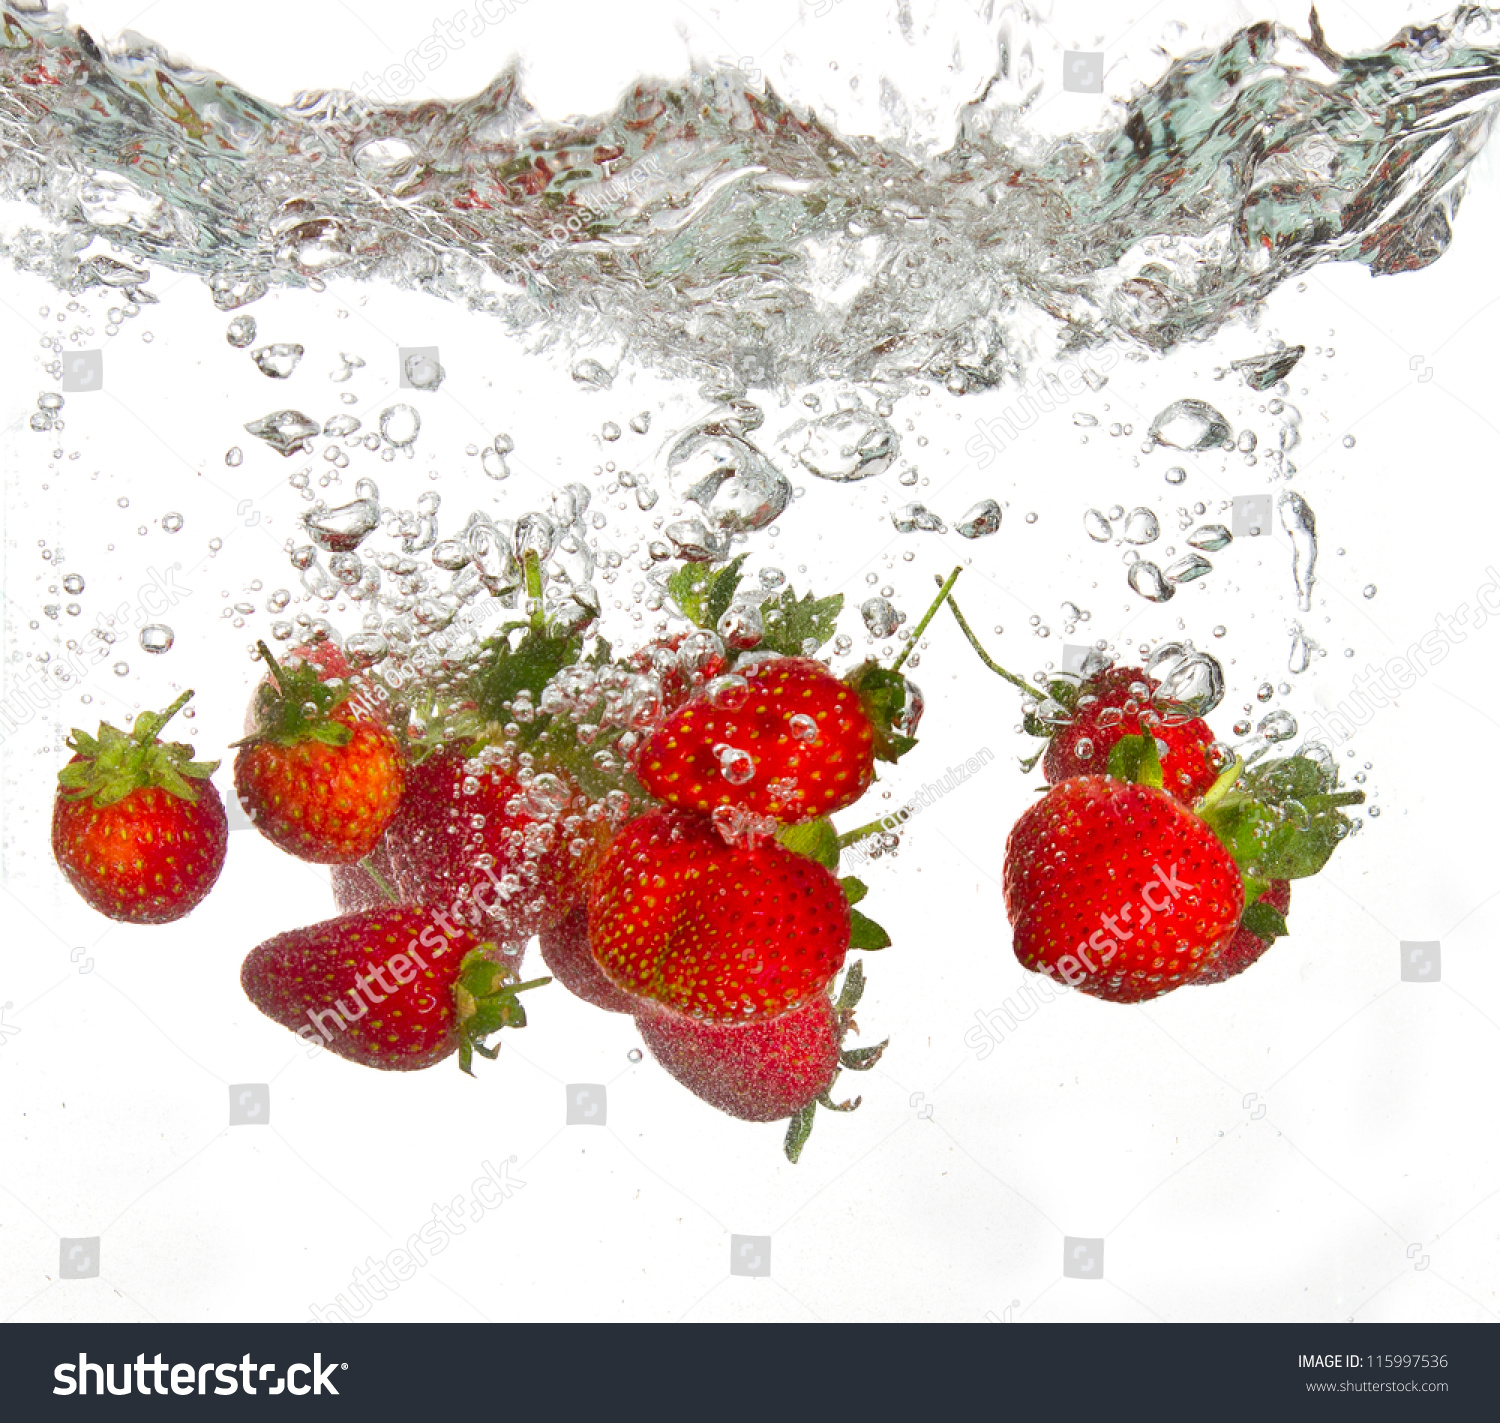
[2,0,1498,1324]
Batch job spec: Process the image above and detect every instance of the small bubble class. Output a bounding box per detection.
[116,496,129,509]
[1024,512,1038,524]
[719,746,755,785]
[1362,584,1376,599]
[788,713,819,744]
[139,624,174,654]
[62,573,85,594]
[225,447,243,467]
[112,661,129,677]
[1342,435,1355,448]
[627,1048,643,1063]
[1165,466,1187,485]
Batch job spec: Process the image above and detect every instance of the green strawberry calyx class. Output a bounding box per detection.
[783,961,889,1164]
[1102,735,1361,937]
[1240,896,1290,944]
[452,949,552,1075]
[57,690,219,807]
[1196,749,1365,889]
[234,642,354,750]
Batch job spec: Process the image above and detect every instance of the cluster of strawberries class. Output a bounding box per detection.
[49,552,1366,1160]
[50,554,925,1158]
[951,611,1366,1001]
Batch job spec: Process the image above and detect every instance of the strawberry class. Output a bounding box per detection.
[233,642,405,865]
[538,908,640,1014]
[330,838,403,915]
[1043,666,1218,804]
[386,745,609,941]
[636,656,877,824]
[51,691,227,925]
[241,904,547,1072]
[941,593,1222,805]
[634,993,841,1121]
[1192,880,1291,985]
[1003,775,1244,1003]
[628,629,727,714]
[588,806,850,1023]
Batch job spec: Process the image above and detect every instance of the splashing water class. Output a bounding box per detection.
[2,7,1500,391]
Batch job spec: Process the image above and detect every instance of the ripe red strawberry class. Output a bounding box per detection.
[51,691,227,925]
[330,837,403,915]
[233,642,405,865]
[539,908,639,1014]
[634,993,841,1121]
[1191,879,1291,985]
[1003,776,1244,1003]
[636,656,876,824]
[240,904,547,1072]
[628,629,727,714]
[1043,666,1217,804]
[386,745,609,941]
[588,806,850,1023]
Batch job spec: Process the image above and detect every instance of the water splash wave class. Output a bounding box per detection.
[1,4,1498,390]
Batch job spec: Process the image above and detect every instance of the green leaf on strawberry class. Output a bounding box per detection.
[839,876,867,906]
[452,950,552,1076]
[775,816,840,871]
[666,553,748,629]
[839,1039,888,1071]
[848,908,891,951]
[834,959,866,1015]
[472,623,587,719]
[234,644,353,749]
[784,1101,817,1163]
[1199,752,1365,883]
[844,660,918,762]
[758,586,844,657]
[1239,899,1289,941]
[56,690,218,806]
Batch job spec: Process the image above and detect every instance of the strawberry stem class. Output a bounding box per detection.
[358,856,399,904]
[135,689,195,742]
[523,549,545,632]
[941,588,1034,696]
[835,815,902,851]
[255,641,284,694]
[891,566,961,673]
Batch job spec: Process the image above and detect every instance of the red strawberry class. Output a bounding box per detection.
[51,691,227,925]
[588,806,850,1023]
[634,993,841,1121]
[386,745,609,941]
[1043,666,1217,804]
[233,642,405,865]
[241,904,546,1072]
[539,908,639,1014]
[1191,879,1291,985]
[628,629,727,714]
[330,837,403,915]
[636,656,876,824]
[1003,776,1244,1003]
